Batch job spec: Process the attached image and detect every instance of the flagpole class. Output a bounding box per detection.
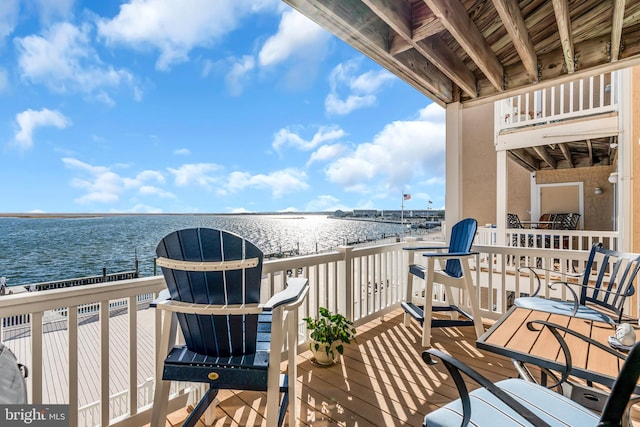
[401,192,404,225]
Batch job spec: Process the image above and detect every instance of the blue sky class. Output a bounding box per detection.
[0,0,445,214]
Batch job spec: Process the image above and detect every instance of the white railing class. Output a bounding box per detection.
[496,71,618,132]
[0,277,173,427]
[0,236,634,426]
[477,226,619,251]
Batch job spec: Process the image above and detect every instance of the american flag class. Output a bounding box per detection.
[403,193,411,200]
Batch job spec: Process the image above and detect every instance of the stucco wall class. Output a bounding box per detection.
[507,160,532,221]
[461,103,496,226]
[536,166,615,230]
[461,103,531,225]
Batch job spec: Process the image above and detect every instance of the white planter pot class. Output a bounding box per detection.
[310,341,336,365]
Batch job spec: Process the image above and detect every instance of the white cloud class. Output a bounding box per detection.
[138,185,175,198]
[325,93,375,116]
[325,103,446,193]
[173,148,191,156]
[30,0,75,23]
[13,108,71,150]
[98,0,277,70]
[16,22,134,102]
[0,0,19,41]
[258,9,329,67]
[418,102,446,122]
[307,144,347,166]
[62,158,171,204]
[304,195,347,212]
[225,55,255,96]
[227,168,308,198]
[167,163,221,188]
[272,126,345,152]
[123,203,164,213]
[325,59,395,115]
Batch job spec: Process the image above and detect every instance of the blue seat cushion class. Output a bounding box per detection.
[514,297,614,324]
[424,378,599,427]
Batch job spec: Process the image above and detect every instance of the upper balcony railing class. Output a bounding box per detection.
[496,71,618,133]
[0,233,634,426]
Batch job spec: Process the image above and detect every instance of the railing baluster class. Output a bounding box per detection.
[600,73,605,108]
[100,300,110,427]
[68,306,78,427]
[31,311,43,404]
[128,295,138,416]
[569,81,574,113]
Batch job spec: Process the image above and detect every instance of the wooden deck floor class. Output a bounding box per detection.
[159,309,522,426]
[6,307,639,426]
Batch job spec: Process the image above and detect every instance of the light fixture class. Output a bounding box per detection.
[608,172,618,184]
[594,187,603,195]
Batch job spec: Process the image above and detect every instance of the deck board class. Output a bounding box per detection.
[162,310,521,427]
[4,307,639,426]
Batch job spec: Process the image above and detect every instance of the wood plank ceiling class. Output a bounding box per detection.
[283,0,637,170]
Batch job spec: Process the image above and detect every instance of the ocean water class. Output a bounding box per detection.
[0,214,415,287]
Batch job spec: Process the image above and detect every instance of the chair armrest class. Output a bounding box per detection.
[423,349,551,427]
[402,245,446,251]
[517,266,581,315]
[264,277,309,310]
[422,251,478,260]
[150,288,171,308]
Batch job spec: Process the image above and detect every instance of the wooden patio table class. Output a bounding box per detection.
[476,307,640,393]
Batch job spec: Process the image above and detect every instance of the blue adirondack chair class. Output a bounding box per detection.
[402,218,484,347]
[421,325,640,427]
[514,243,640,324]
[150,228,309,427]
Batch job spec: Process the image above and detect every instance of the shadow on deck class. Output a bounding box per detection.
[158,309,519,426]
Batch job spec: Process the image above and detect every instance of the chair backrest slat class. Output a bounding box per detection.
[507,213,523,229]
[580,243,640,323]
[444,218,477,278]
[156,228,264,357]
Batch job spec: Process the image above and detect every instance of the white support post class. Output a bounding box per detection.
[495,150,508,245]
[445,102,463,238]
[619,68,633,252]
[338,246,354,321]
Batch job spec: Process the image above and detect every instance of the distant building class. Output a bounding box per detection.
[353,210,378,218]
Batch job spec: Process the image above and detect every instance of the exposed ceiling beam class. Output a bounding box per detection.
[363,0,478,97]
[423,0,504,91]
[552,0,575,73]
[282,0,453,105]
[558,143,574,168]
[508,151,535,172]
[587,139,594,166]
[510,148,539,171]
[533,145,557,169]
[491,0,538,82]
[611,0,626,61]
[361,0,411,39]
[415,36,478,97]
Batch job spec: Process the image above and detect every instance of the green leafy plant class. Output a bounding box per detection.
[304,307,356,360]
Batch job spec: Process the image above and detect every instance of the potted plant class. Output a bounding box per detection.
[304,307,356,365]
